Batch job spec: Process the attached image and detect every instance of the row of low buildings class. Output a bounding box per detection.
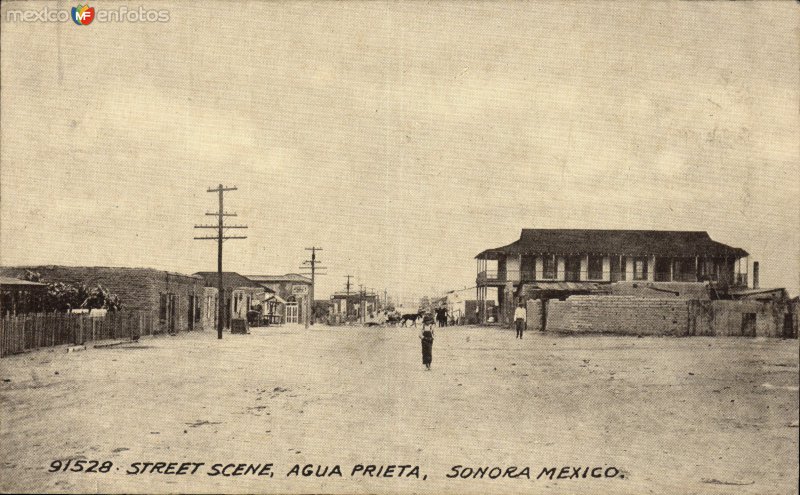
[1,264,393,329]
[0,266,314,330]
[328,291,380,323]
[471,229,797,338]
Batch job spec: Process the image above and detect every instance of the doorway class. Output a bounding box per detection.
[188,295,195,331]
[741,313,756,337]
[286,303,298,324]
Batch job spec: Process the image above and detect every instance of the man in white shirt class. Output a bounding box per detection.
[514,302,527,339]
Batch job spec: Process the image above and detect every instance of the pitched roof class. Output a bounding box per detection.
[245,274,312,285]
[476,229,748,259]
[192,272,262,289]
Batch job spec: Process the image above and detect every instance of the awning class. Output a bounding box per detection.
[729,288,786,300]
[266,294,287,305]
[527,282,604,292]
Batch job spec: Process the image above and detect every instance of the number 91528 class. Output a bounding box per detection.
[49,459,113,473]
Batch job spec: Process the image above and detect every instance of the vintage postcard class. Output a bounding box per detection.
[1,1,798,494]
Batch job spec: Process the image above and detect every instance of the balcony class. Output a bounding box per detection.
[478,269,748,285]
[476,270,501,284]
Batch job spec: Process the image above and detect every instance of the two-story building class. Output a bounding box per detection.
[476,229,749,325]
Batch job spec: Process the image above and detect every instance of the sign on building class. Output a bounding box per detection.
[292,285,309,295]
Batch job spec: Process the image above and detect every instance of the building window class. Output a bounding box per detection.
[633,258,648,281]
[543,256,556,279]
[588,255,603,280]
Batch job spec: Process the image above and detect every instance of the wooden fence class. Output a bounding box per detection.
[0,311,182,358]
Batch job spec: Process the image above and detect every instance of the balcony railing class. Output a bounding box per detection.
[476,270,500,283]
[477,269,748,285]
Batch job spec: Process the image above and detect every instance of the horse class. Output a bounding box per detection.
[385,312,403,326]
[401,312,424,327]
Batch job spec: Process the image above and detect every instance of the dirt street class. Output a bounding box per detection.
[1,325,797,494]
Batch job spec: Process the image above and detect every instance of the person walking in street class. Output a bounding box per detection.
[514,302,527,339]
[436,306,448,327]
[419,323,434,370]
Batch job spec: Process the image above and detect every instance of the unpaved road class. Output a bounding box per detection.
[1,325,797,494]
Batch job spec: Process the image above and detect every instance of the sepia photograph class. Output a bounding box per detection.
[0,1,798,494]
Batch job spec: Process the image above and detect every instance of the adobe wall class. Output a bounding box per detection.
[0,266,207,332]
[545,296,689,336]
[535,294,796,338]
[526,299,543,332]
[688,300,795,338]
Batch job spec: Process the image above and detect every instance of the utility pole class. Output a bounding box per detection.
[194,184,247,340]
[344,275,353,296]
[359,284,366,324]
[342,275,353,321]
[300,247,326,327]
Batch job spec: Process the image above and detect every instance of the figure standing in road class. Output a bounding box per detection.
[419,324,434,370]
[514,302,527,339]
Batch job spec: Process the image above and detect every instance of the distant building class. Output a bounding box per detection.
[475,229,750,325]
[443,287,478,325]
[0,277,48,316]
[0,266,206,331]
[329,291,379,323]
[245,274,312,324]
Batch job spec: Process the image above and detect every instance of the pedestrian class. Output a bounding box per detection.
[422,311,435,331]
[436,306,447,327]
[419,324,434,370]
[514,302,527,339]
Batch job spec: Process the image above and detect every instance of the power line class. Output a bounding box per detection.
[194,184,247,340]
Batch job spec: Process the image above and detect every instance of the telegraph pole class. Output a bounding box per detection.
[194,184,247,340]
[300,247,326,326]
[342,275,353,321]
[359,284,365,324]
[344,275,353,296]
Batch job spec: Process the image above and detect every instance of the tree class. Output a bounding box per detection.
[312,300,331,323]
[418,296,431,311]
[23,274,123,312]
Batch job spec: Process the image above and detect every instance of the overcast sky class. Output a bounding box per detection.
[1,1,798,301]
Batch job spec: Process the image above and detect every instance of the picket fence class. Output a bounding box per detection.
[0,311,174,358]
